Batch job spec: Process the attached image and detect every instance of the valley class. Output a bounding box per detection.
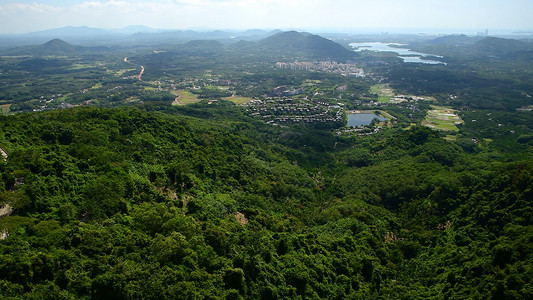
[0,29,531,299]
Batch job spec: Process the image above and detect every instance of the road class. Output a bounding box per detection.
[138,66,144,81]
[124,57,144,81]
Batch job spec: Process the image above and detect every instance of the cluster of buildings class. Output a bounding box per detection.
[275,60,365,77]
[270,85,305,97]
[336,125,384,136]
[243,97,344,125]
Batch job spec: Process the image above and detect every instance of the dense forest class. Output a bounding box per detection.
[0,30,532,299]
[0,102,531,299]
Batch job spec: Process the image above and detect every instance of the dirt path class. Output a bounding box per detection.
[138,66,144,81]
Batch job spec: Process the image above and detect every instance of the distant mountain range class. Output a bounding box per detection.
[23,26,113,37]
[6,28,529,61]
[20,25,282,38]
[414,35,533,58]
[0,30,356,60]
[0,26,282,49]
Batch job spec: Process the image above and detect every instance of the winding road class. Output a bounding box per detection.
[124,57,144,81]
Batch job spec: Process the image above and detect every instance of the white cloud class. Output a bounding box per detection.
[0,0,531,34]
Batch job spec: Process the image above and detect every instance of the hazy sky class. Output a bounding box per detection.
[0,0,532,34]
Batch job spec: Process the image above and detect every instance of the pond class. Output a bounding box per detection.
[347,113,386,127]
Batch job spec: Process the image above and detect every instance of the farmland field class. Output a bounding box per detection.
[369,84,394,103]
[172,89,200,105]
[422,105,464,131]
[222,95,254,104]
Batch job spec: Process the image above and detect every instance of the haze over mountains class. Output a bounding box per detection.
[0,30,359,61]
[411,35,533,58]
[2,25,533,51]
[0,39,112,56]
[0,26,283,49]
[2,26,533,65]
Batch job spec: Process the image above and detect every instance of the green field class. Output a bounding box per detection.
[378,96,391,103]
[369,84,394,96]
[370,84,395,103]
[223,96,254,104]
[172,89,201,105]
[115,68,137,76]
[68,63,93,70]
[422,105,464,131]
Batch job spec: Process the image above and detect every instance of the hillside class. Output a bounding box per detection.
[257,31,356,60]
[412,35,533,59]
[426,34,483,46]
[0,38,109,56]
[470,37,533,56]
[0,105,531,299]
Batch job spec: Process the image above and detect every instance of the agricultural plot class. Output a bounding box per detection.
[114,68,137,76]
[370,84,436,104]
[369,84,394,103]
[422,105,464,131]
[222,96,254,104]
[172,90,200,105]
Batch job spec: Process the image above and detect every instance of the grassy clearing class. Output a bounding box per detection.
[378,96,391,103]
[444,135,457,141]
[0,104,11,114]
[68,62,103,70]
[422,105,463,131]
[370,84,396,103]
[115,69,137,76]
[370,84,394,97]
[223,96,254,105]
[125,97,141,103]
[172,90,200,105]
[90,83,103,90]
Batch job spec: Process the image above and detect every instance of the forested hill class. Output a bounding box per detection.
[412,35,533,58]
[255,31,356,60]
[0,104,531,299]
[0,38,109,56]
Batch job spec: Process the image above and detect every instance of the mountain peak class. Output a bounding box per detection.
[43,38,72,47]
[258,31,355,60]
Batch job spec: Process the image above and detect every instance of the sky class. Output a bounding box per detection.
[0,0,532,34]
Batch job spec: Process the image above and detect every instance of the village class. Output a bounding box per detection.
[276,60,365,77]
[242,97,344,125]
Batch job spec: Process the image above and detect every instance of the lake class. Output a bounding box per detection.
[350,42,446,65]
[347,113,386,127]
